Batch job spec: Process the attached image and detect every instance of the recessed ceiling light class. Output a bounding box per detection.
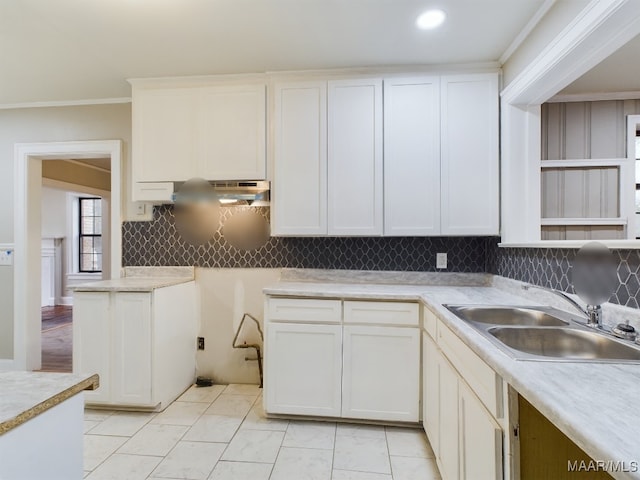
[416,9,446,30]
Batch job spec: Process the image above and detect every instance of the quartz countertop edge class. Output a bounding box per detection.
[0,373,99,436]
[71,276,194,292]
[264,281,640,480]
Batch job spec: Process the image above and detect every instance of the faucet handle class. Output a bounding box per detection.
[612,320,637,341]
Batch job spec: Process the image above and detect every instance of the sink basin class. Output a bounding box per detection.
[446,305,569,327]
[445,304,640,363]
[489,327,640,361]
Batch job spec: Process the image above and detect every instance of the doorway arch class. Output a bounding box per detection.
[13,140,122,371]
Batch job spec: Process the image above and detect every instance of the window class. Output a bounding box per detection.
[79,197,102,273]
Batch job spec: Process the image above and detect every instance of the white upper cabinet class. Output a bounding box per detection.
[384,77,441,235]
[440,73,499,235]
[328,78,383,236]
[272,81,327,235]
[199,85,266,180]
[131,79,266,188]
[133,87,199,182]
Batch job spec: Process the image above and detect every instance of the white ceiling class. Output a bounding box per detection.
[559,33,640,95]
[0,0,544,105]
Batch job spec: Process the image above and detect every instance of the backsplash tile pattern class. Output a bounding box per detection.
[122,205,491,272]
[490,245,640,309]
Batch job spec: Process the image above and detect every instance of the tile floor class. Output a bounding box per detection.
[83,384,441,480]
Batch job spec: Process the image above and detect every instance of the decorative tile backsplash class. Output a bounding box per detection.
[489,246,640,309]
[122,206,492,272]
[121,206,640,309]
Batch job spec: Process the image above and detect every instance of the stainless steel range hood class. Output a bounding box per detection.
[171,180,270,205]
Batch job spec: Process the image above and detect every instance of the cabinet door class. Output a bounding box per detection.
[73,292,111,403]
[439,357,460,480]
[272,81,327,235]
[265,322,342,417]
[441,73,499,235]
[199,85,266,180]
[342,325,420,422]
[113,293,152,405]
[384,77,441,235]
[328,79,383,235]
[459,381,503,480]
[423,332,440,457]
[132,87,198,182]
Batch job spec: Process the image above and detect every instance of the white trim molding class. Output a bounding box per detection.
[500,240,640,249]
[540,217,627,226]
[499,0,557,64]
[502,0,640,106]
[0,97,131,111]
[548,90,640,103]
[13,140,122,371]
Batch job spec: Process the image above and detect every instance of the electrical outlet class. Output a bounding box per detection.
[197,337,205,350]
[436,252,447,269]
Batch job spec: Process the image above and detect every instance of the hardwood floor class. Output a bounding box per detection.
[41,306,72,373]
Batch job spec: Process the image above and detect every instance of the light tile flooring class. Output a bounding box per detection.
[83,384,441,480]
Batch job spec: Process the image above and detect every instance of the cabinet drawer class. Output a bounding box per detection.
[423,307,438,339]
[344,301,418,326]
[133,182,174,203]
[268,298,342,323]
[437,319,503,418]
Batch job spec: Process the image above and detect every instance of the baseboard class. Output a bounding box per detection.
[58,297,73,306]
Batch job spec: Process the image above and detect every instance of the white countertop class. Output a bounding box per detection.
[264,279,640,480]
[72,276,194,292]
[0,372,99,435]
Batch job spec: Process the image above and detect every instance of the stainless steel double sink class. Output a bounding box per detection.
[445,305,640,363]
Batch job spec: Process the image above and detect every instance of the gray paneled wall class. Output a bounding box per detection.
[540,100,640,240]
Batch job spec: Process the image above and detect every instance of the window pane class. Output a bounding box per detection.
[81,217,94,235]
[81,199,95,216]
[81,236,94,254]
[81,254,94,271]
[79,197,102,272]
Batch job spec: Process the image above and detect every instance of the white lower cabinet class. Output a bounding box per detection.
[342,325,420,422]
[113,293,152,405]
[439,356,461,480]
[73,282,197,409]
[265,322,343,417]
[423,332,440,457]
[423,312,504,480]
[459,381,503,480]
[264,297,420,422]
[72,292,111,404]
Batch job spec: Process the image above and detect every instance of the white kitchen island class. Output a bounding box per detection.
[0,371,99,480]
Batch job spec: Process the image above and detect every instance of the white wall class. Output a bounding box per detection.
[0,103,134,360]
[196,268,281,384]
[41,187,67,238]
